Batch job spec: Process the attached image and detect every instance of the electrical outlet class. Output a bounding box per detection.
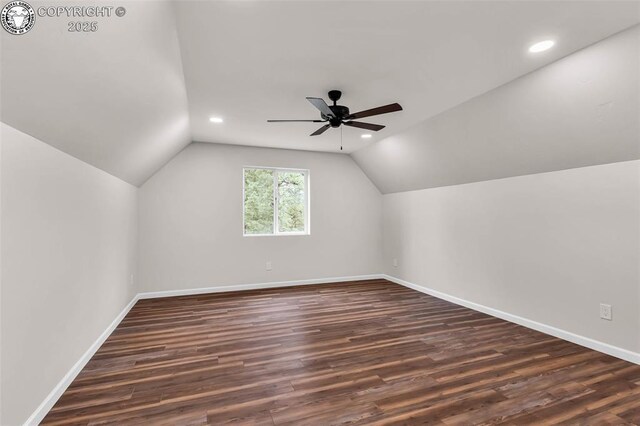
[266,261,272,271]
[392,258,398,268]
[600,303,612,321]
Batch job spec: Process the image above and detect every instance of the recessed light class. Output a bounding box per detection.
[209,117,223,123]
[361,134,372,139]
[529,40,555,53]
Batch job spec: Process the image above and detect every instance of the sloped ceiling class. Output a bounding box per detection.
[1,1,639,187]
[352,26,640,193]
[1,1,190,186]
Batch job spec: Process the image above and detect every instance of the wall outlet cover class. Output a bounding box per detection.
[266,261,272,271]
[600,303,612,321]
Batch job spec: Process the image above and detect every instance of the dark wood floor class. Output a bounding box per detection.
[43,279,640,425]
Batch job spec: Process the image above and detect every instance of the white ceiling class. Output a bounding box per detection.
[353,25,640,193]
[1,1,639,186]
[1,1,191,186]
[176,1,640,154]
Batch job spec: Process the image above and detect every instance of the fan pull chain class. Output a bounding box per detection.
[340,126,343,151]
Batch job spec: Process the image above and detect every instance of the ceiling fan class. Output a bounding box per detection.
[267,90,403,136]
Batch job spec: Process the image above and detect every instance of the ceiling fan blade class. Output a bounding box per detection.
[343,121,385,131]
[306,97,336,118]
[267,119,326,122]
[348,103,403,120]
[310,124,331,136]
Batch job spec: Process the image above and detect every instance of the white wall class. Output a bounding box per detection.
[357,24,640,360]
[138,143,382,292]
[0,123,138,425]
[1,20,638,426]
[383,160,640,354]
[353,25,639,193]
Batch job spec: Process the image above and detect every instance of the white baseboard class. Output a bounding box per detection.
[23,274,383,425]
[26,273,639,425]
[137,274,384,299]
[24,294,141,426]
[383,274,640,365]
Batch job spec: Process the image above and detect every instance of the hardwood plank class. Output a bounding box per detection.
[41,279,640,425]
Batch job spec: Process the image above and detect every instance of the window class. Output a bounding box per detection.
[243,167,309,236]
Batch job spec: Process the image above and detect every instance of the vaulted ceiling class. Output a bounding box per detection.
[1,1,639,186]
[353,26,640,193]
[1,1,190,186]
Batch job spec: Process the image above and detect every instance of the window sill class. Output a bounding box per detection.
[243,232,310,237]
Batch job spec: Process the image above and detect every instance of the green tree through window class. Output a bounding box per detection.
[244,168,308,235]
[278,171,305,233]
[243,169,274,234]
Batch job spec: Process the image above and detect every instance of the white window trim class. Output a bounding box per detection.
[243,166,310,237]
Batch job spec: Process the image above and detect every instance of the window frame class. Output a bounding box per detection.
[242,166,310,237]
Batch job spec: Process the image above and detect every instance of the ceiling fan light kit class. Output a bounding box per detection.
[268,90,403,139]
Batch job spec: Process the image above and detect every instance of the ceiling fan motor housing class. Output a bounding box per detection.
[323,105,350,126]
